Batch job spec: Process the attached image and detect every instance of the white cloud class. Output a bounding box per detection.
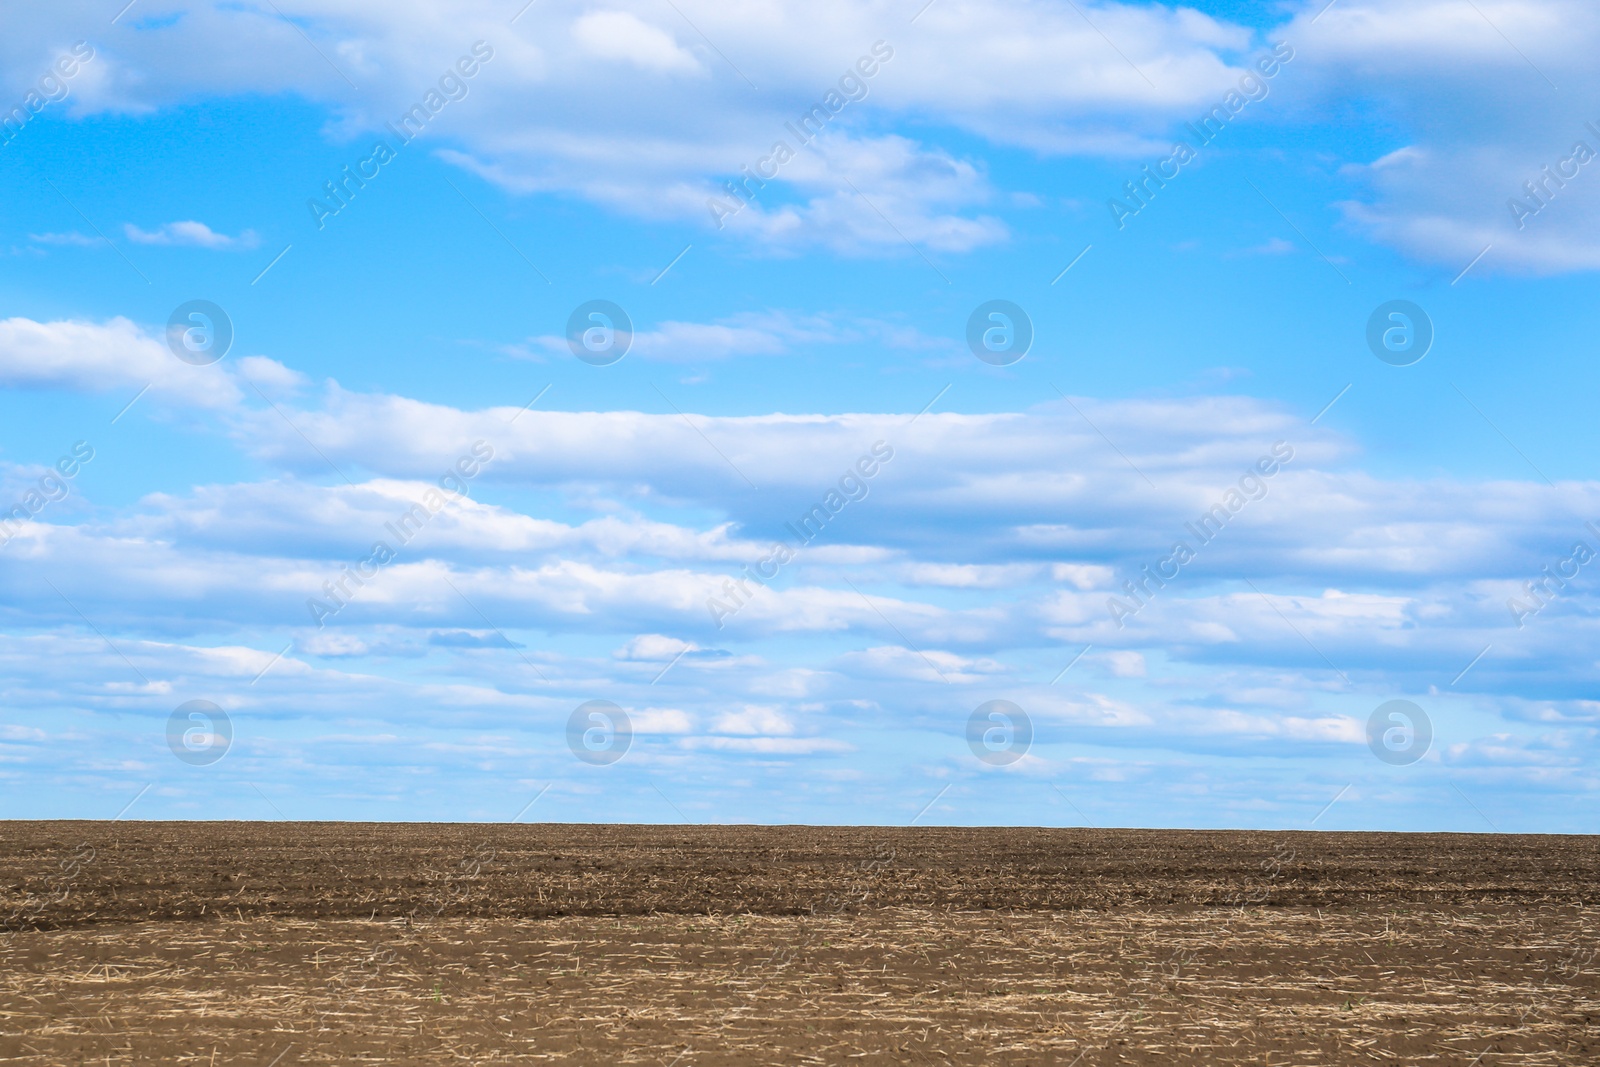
[1105,650,1146,678]
[122,220,259,249]
[28,231,98,246]
[0,357,1597,809]
[1052,563,1116,590]
[834,645,1009,685]
[1284,0,1600,273]
[298,633,369,657]
[12,1,1600,269]
[529,316,795,363]
[3,372,1592,693]
[0,316,240,407]
[615,634,698,660]
[684,736,851,754]
[179,384,1599,654]
[0,0,1269,254]
[709,135,1009,254]
[571,11,702,74]
[235,355,307,392]
[520,310,945,363]
[902,562,1044,588]
[711,704,793,735]
[631,706,694,733]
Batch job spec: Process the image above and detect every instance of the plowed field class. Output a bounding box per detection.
[2,823,1596,1064]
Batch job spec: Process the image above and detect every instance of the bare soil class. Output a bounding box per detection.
[1,823,1596,1064]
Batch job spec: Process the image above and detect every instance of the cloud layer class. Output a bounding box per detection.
[10,0,1600,270]
[1,311,1596,825]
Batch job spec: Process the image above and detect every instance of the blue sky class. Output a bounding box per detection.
[2,0,1598,830]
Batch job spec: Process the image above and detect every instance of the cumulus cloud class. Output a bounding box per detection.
[1,370,1586,709]
[5,1,1600,270]
[570,10,703,75]
[1284,0,1600,273]
[10,1,1597,269]
[0,315,240,407]
[0,0,1267,254]
[5,379,1598,818]
[92,379,1579,673]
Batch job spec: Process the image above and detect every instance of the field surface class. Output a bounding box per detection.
[1,823,1597,1064]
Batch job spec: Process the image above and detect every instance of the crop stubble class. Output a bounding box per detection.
[1,823,1596,1064]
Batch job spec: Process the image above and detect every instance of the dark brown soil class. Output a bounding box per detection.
[1,823,1596,1064]
[4,823,1597,926]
